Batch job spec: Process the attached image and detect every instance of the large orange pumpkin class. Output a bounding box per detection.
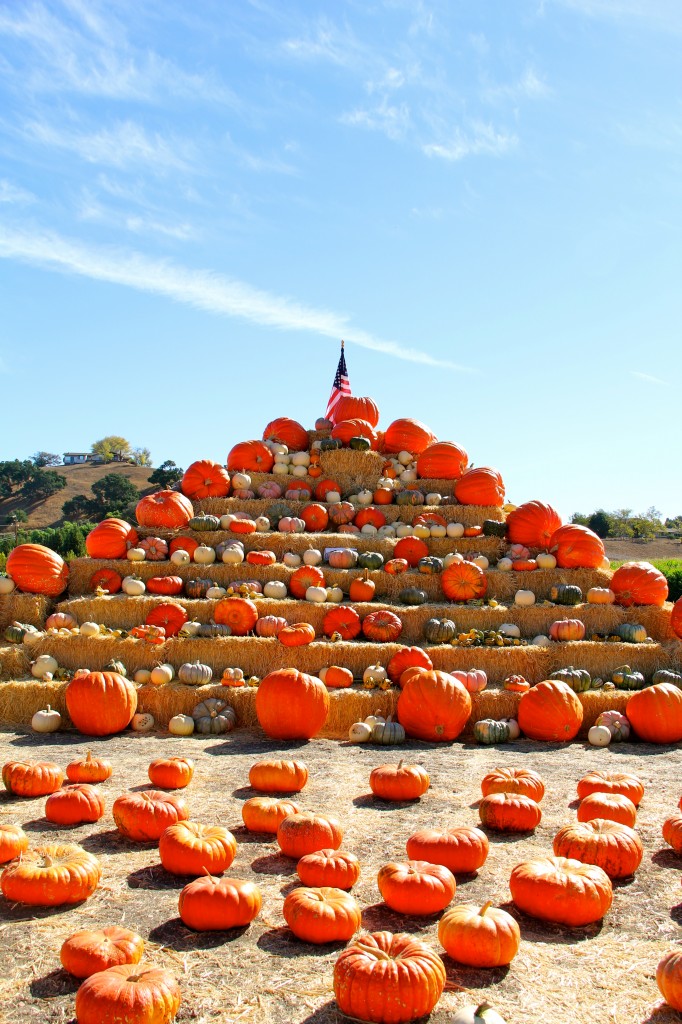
[397,669,471,742]
[159,821,236,876]
[331,418,379,448]
[256,668,329,739]
[277,812,344,858]
[213,596,259,635]
[301,503,329,531]
[441,560,487,601]
[227,440,275,473]
[178,875,261,931]
[136,490,193,528]
[576,770,644,806]
[553,819,643,879]
[85,519,139,559]
[386,646,433,684]
[378,860,456,916]
[181,460,231,499]
[60,926,144,979]
[657,950,682,1012]
[1,842,101,906]
[279,622,316,646]
[75,964,181,1024]
[322,606,362,640]
[383,418,436,455]
[438,901,520,968]
[406,826,489,874]
[6,544,68,596]
[66,672,137,736]
[145,602,188,638]
[549,524,605,569]
[505,500,563,549]
[394,536,429,567]
[517,679,583,741]
[113,790,189,842]
[362,609,403,642]
[672,597,682,640]
[626,683,682,744]
[416,441,468,480]
[509,856,613,926]
[330,395,380,427]
[262,417,308,451]
[454,467,505,506]
[609,561,668,607]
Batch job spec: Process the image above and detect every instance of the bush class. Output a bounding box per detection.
[654,560,682,602]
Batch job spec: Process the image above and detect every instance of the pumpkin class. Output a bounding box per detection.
[320,665,354,688]
[331,394,380,427]
[610,561,668,606]
[481,767,545,802]
[213,596,258,635]
[333,931,446,1024]
[113,790,189,842]
[509,855,612,926]
[227,439,275,472]
[355,508,387,532]
[148,757,194,790]
[576,771,644,806]
[549,523,605,569]
[506,500,563,548]
[158,820,236,876]
[242,797,301,833]
[89,567,123,593]
[2,760,63,797]
[441,560,487,601]
[327,501,356,526]
[397,669,471,742]
[249,760,308,793]
[277,812,344,858]
[417,555,443,575]
[473,719,511,745]
[297,849,360,889]
[616,622,648,643]
[589,723,608,746]
[503,674,530,693]
[369,760,430,801]
[85,518,139,559]
[393,536,429,567]
[549,619,586,641]
[169,714,194,736]
[145,602,188,637]
[138,536,169,561]
[577,792,637,827]
[657,950,682,1012]
[610,664,646,689]
[74,964,180,1024]
[60,926,144,979]
[387,646,433,684]
[423,617,457,643]
[178,873,262,932]
[372,718,406,744]
[131,713,155,733]
[399,586,428,606]
[587,587,616,604]
[171,535,200,559]
[31,705,62,733]
[262,416,308,450]
[256,668,329,739]
[136,490,193,529]
[192,698,236,735]
[595,710,631,741]
[550,584,583,606]
[627,683,682,743]
[383,418,436,455]
[653,669,682,686]
[349,721,373,743]
[550,666,592,692]
[322,606,362,640]
[66,751,112,784]
[6,543,68,596]
[362,609,403,642]
[479,792,541,832]
[438,900,520,967]
[450,1004,507,1024]
[671,596,682,639]
[553,819,643,878]
[332,418,378,449]
[300,502,329,531]
[66,672,137,736]
[406,826,489,874]
[378,860,456,916]
[327,547,358,569]
[147,575,184,596]
[283,885,362,943]
[255,615,287,638]
[290,565,325,600]
[384,557,409,575]
[517,680,583,741]
[416,440,468,479]
[279,622,316,646]
[181,459,230,499]
[662,813,682,855]
[454,467,505,506]
[178,661,213,686]
[45,782,105,825]
[0,842,101,905]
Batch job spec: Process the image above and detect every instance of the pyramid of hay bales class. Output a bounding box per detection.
[0,395,680,736]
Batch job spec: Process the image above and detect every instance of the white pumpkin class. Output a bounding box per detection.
[413,524,431,540]
[349,721,373,743]
[274,452,291,465]
[451,1004,507,1024]
[443,552,464,567]
[79,621,100,637]
[134,669,152,684]
[536,551,557,569]
[283,552,302,568]
[231,472,251,489]
[498,623,521,639]
[395,523,414,538]
[430,524,447,539]
[131,713,155,733]
[446,522,465,538]
[471,555,489,570]
[363,664,387,683]
[264,580,288,599]
[168,714,195,736]
[31,705,61,733]
[364,714,386,728]
[255,516,271,532]
[170,548,191,566]
[399,469,417,483]
[426,493,442,505]
[302,549,323,566]
[179,620,202,637]
[122,576,146,596]
[514,589,536,607]
[193,545,216,565]
[397,450,413,466]
[357,489,374,505]
[532,634,551,648]
[31,654,59,679]
[265,441,288,455]
[22,627,44,645]
[272,463,290,476]
[360,524,377,536]
[220,514,236,529]
[587,587,616,604]
[325,490,341,504]
[326,586,344,603]
[221,544,245,565]
[126,547,146,561]
[496,557,514,571]
[150,663,174,686]
[601,556,611,570]
[503,718,521,741]
[291,451,310,467]
[306,585,328,603]
[290,464,307,478]
[0,575,16,595]
[588,724,612,747]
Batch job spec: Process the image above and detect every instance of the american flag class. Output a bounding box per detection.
[325,341,351,420]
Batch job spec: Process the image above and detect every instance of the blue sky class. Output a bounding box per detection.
[0,0,680,520]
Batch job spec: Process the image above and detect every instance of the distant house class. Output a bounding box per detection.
[63,452,104,465]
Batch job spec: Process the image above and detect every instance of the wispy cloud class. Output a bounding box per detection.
[0,226,467,370]
[423,121,518,161]
[77,191,195,240]
[0,180,36,205]
[630,371,669,386]
[341,99,411,141]
[482,68,551,104]
[24,119,195,172]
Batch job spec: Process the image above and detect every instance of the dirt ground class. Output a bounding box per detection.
[0,727,681,1024]
[604,538,681,562]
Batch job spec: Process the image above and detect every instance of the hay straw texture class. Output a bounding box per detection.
[0,593,53,632]
[193,497,502,526]
[0,678,67,724]
[0,643,30,680]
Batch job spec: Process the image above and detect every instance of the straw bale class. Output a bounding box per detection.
[427,643,553,685]
[319,449,385,489]
[487,567,613,602]
[0,593,53,632]
[0,644,30,681]
[0,678,68,725]
[547,639,674,681]
[195,495,503,526]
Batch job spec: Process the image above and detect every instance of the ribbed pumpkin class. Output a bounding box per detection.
[301,503,329,531]
[178,874,261,931]
[256,669,329,739]
[283,885,362,944]
[478,793,542,833]
[509,856,612,926]
[60,926,144,978]
[249,760,308,793]
[89,568,123,594]
[553,819,643,878]
[576,771,644,807]
[227,439,275,472]
[394,536,429,567]
[671,597,682,639]
[416,441,468,480]
[378,860,456,916]
[517,680,583,742]
[136,490,193,528]
[242,797,301,833]
[609,561,668,607]
[362,610,403,642]
[146,575,184,596]
[181,459,231,499]
[6,544,68,596]
[262,417,308,451]
[387,646,433,684]
[383,418,436,455]
[277,812,344,858]
[397,669,471,741]
[85,519,139,559]
[331,418,378,449]
[454,467,504,506]
[481,767,545,803]
[159,821,236,875]
[290,565,325,599]
[66,672,137,736]
[297,849,361,889]
[625,683,682,744]
[330,395,380,427]
[406,826,489,874]
[441,561,487,601]
[145,601,188,638]
[213,596,258,635]
[549,524,605,569]
[438,901,520,967]
[113,790,189,842]
[322,605,362,640]
[369,761,430,801]
[505,500,563,548]
[657,950,682,1012]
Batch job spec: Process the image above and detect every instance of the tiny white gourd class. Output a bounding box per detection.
[0,575,16,595]
[472,555,489,570]
[360,524,377,536]
[364,715,386,729]
[231,472,251,490]
[255,516,270,532]
[31,705,62,733]
[502,718,521,741]
[206,585,227,600]
[283,552,302,568]
[443,552,464,567]
[291,451,310,467]
[536,551,557,569]
[349,722,373,743]
[326,490,341,503]
[426,493,442,505]
[430,524,447,538]
[413,524,431,540]
[588,724,612,747]
[169,714,195,736]
[305,585,328,603]
[499,623,521,639]
[131,713,155,733]
[357,489,373,505]
[193,545,216,565]
[326,587,344,603]
[220,514,236,529]
[514,590,536,607]
[532,634,551,648]
[496,557,514,571]
[397,450,413,466]
[395,523,414,538]
[451,1003,507,1024]
[363,664,387,684]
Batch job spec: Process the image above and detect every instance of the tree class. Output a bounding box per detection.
[0,459,35,488]
[32,452,62,467]
[5,509,27,524]
[149,460,184,488]
[91,436,132,462]
[570,512,590,527]
[587,509,612,538]
[22,469,67,502]
[91,474,140,515]
[62,495,96,521]
[130,447,152,466]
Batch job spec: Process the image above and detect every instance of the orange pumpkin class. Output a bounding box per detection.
[60,926,144,978]
[0,823,29,863]
[66,672,137,736]
[549,524,605,569]
[330,395,380,427]
[249,760,308,792]
[576,771,644,807]
[441,560,487,601]
[383,418,436,455]
[438,901,520,967]
[1,842,101,906]
[577,793,637,828]
[301,503,329,531]
[227,440,275,472]
[481,767,545,802]
[283,886,362,943]
[610,561,668,607]
[148,757,194,790]
[146,575,184,596]
[85,519,139,559]
[178,874,261,930]
[553,819,643,878]
[2,760,64,797]
[322,605,362,640]
[262,417,308,451]
[45,784,105,826]
[517,680,583,741]
[331,418,379,448]
[75,965,180,1024]
[6,543,68,596]
[145,601,188,638]
[394,536,429,567]
[397,669,471,742]
[349,572,375,602]
[297,849,360,889]
[169,535,199,558]
[406,826,489,874]
[89,568,122,594]
[159,821,236,875]
[290,565,325,599]
[626,683,682,744]
[213,596,258,635]
[657,950,682,1012]
[181,459,231,499]
[384,557,409,575]
[454,467,505,506]
[321,665,354,688]
[242,797,301,833]
[112,790,189,842]
[416,441,468,480]
[479,792,542,832]
[672,597,682,639]
[509,856,612,926]
[135,490,193,528]
[256,668,329,739]
[279,622,316,646]
[354,506,387,530]
[369,761,430,801]
[66,751,112,784]
[245,550,277,566]
[377,860,456,916]
[386,646,433,684]
[506,500,563,548]
[362,609,403,642]
[314,478,341,501]
[277,811,344,858]
[549,618,586,641]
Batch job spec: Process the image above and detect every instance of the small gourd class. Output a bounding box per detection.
[535,551,557,569]
[31,705,62,733]
[79,621,100,637]
[0,574,16,595]
[514,589,536,607]
[498,623,521,639]
[31,654,59,679]
[473,719,511,745]
[104,659,127,676]
[178,661,213,685]
[364,715,386,729]
[550,584,583,606]
[131,713,155,733]
[122,575,146,596]
[496,557,513,571]
[587,587,616,604]
[610,665,646,690]
[150,663,175,686]
[595,710,630,741]
[170,548,191,566]
[588,724,612,747]
[363,664,387,684]
[126,547,146,562]
[168,714,194,736]
[221,667,245,686]
[349,721,373,743]
[371,718,406,745]
[193,545,216,565]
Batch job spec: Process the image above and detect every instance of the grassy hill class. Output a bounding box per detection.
[0,463,156,531]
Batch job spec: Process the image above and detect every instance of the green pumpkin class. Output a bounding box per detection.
[349,436,371,451]
[482,519,507,538]
[617,622,648,644]
[652,669,682,687]
[417,556,444,576]
[104,659,127,677]
[396,490,425,506]
[266,501,294,528]
[4,622,31,644]
[189,514,221,532]
[357,551,385,571]
[611,664,646,690]
[400,587,428,606]
[473,719,510,744]
[550,665,592,692]
[550,584,583,606]
[192,698,236,734]
[196,622,232,638]
[319,438,343,451]
[423,617,457,644]
[185,578,214,599]
[178,660,213,685]
[371,718,406,744]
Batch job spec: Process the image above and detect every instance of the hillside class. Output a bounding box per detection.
[0,463,156,531]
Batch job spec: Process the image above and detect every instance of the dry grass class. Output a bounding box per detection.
[0,726,680,1024]
[0,644,30,681]
[0,593,53,633]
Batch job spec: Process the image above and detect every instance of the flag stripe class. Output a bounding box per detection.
[325,345,351,420]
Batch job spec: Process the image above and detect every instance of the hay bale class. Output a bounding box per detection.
[0,593,53,632]
[547,640,674,682]
[488,568,613,603]
[0,644,31,681]
[0,678,68,725]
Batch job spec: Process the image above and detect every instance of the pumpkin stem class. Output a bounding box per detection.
[479,900,493,916]
[352,941,392,961]
[397,759,404,769]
